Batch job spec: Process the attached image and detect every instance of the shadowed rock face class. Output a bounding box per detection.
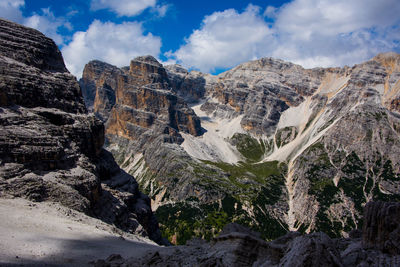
[0,18,164,244]
[362,201,400,254]
[165,64,207,103]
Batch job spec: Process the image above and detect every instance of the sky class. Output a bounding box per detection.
[1,0,400,78]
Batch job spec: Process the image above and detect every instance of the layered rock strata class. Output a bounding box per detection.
[0,19,164,244]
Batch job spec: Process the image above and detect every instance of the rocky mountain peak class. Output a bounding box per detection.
[132,55,162,67]
[83,60,119,77]
[372,52,400,72]
[129,55,169,88]
[0,19,67,73]
[80,56,203,153]
[79,60,121,119]
[0,19,85,114]
[165,64,189,76]
[230,56,297,72]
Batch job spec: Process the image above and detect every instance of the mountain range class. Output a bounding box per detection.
[79,49,400,244]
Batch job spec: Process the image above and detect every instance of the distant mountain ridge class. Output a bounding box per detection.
[80,51,400,244]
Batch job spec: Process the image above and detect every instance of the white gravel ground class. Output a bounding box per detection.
[0,197,158,266]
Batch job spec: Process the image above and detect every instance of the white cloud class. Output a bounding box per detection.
[0,0,24,23]
[274,0,400,38]
[263,6,277,18]
[0,1,69,45]
[24,8,69,45]
[91,0,157,17]
[269,0,400,68]
[172,1,400,72]
[62,20,161,78]
[153,4,169,17]
[172,5,273,72]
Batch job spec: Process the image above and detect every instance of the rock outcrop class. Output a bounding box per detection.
[165,64,207,103]
[362,201,400,254]
[0,18,164,244]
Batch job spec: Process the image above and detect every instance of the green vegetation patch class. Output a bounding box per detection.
[302,143,337,204]
[338,152,366,211]
[155,195,250,245]
[230,133,266,162]
[304,113,318,132]
[373,159,400,202]
[372,111,388,121]
[381,160,400,182]
[298,142,348,237]
[203,160,286,192]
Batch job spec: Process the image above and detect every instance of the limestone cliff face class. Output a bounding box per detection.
[80,56,202,148]
[165,64,207,103]
[0,19,164,244]
[79,60,122,120]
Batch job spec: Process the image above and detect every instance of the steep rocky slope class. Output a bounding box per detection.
[0,18,164,244]
[81,52,400,244]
